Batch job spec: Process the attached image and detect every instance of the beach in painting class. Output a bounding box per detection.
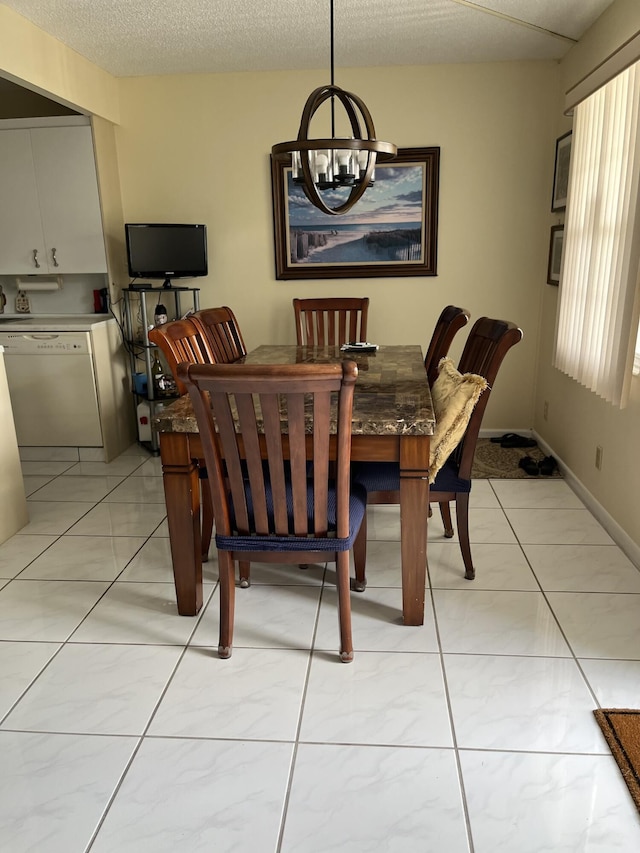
[289,222,423,264]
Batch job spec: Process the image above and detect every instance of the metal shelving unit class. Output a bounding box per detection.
[122,285,200,452]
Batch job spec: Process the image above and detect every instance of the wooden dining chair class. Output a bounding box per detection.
[423,305,471,386]
[188,306,250,581]
[293,297,369,347]
[421,305,471,527]
[351,317,522,585]
[177,359,367,662]
[148,318,218,562]
[150,310,249,569]
[190,306,246,363]
[148,318,215,395]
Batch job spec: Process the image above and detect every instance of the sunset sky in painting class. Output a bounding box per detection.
[286,163,425,227]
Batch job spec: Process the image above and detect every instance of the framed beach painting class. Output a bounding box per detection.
[271,147,440,280]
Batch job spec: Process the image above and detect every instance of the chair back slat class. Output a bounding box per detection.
[148,318,215,394]
[190,306,246,363]
[260,394,289,532]
[209,390,250,534]
[287,400,310,534]
[293,297,369,347]
[313,311,326,347]
[177,361,358,541]
[280,392,307,535]
[423,305,471,386]
[233,392,268,533]
[312,391,332,534]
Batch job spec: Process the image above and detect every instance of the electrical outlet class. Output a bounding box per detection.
[543,401,549,421]
[595,445,603,470]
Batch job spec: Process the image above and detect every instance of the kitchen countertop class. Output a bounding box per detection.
[0,314,114,332]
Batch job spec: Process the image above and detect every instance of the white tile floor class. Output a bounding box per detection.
[1,446,640,851]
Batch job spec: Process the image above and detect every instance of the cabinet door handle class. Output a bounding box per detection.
[51,248,59,267]
[33,249,40,269]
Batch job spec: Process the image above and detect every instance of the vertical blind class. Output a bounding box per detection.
[554,61,640,408]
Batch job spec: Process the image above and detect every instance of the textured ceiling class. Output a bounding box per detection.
[1,0,616,78]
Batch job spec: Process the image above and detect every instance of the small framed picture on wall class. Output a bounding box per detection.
[551,131,572,212]
[547,225,564,285]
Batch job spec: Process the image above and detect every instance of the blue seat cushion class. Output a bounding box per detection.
[351,458,471,495]
[431,458,471,493]
[215,481,368,553]
[351,461,399,492]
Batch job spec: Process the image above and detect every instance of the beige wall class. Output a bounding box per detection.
[91,115,128,298]
[114,62,558,430]
[534,0,640,552]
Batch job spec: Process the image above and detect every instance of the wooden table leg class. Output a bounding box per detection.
[398,435,430,626]
[159,432,203,616]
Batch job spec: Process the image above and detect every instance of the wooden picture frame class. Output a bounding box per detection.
[547,224,564,285]
[270,146,439,280]
[551,131,572,212]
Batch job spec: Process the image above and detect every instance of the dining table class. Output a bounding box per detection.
[154,343,436,626]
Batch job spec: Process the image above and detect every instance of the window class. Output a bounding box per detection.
[554,61,640,408]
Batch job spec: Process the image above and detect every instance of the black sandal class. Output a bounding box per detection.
[491,432,517,443]
[539,456,558,476]
[503,434,537,448]
[491,433,537,448]
[518,456,540,476]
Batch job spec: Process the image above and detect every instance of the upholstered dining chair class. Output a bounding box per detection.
[190,306,246,364]
[293,297,369,347]
[423,305,471,386]
[177,359,367,663]
[352,317,522,585]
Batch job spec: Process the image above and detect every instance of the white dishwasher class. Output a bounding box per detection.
[0,329,103,446]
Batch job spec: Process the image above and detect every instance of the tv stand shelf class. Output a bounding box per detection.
[129,283,196,292]
[122,285,200,453]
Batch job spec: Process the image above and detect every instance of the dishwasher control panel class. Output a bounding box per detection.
[0,331,92,355]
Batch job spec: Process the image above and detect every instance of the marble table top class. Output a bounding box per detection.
[153,344,435,436]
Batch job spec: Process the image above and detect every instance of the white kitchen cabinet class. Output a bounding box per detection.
[0,129,44,274]
[0,125,107,274]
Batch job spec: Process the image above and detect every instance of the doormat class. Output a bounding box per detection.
[594,709,640,814]
[471,439,562,479]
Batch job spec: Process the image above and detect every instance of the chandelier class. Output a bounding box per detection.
[271,0,397,216]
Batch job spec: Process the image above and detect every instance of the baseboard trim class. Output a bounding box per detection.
[480,429,535,441]
[531,432,640,570]
[18,446,107,463]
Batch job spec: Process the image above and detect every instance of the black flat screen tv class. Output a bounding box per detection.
[125,223,208,288]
